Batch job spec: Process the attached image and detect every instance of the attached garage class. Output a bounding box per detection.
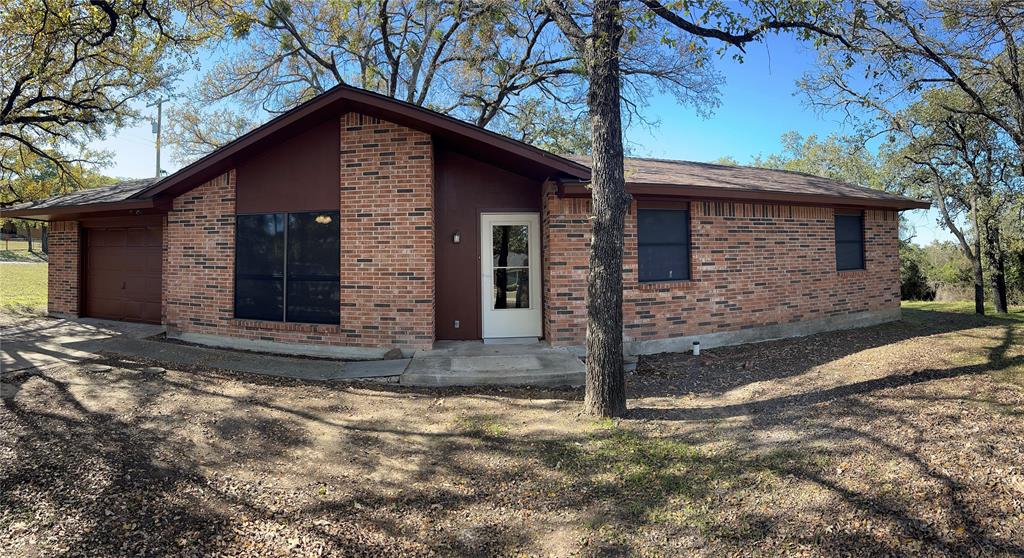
[82,218,163,324]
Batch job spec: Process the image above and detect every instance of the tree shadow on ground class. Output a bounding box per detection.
[628,308,1019,399]
[2,307,1022,556]
[630,313,1019,421]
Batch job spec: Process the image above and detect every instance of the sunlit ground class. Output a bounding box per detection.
[2,302,1022,556]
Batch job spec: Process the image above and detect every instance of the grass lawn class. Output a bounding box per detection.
[0,262,46,314]
[0,240,46,263]
[0,239,31,251]
[903,299,1024,321]
[2,301,1023,556]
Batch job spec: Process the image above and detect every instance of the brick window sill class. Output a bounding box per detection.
[837,269,867,277]
[232,319,341,334]
[637,279,695,291]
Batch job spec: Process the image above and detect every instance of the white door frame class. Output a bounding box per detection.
[480,212,542,339]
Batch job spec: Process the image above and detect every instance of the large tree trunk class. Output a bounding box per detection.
[971,196,985,315]
[583,0,629,417]
[984,221,1009,313]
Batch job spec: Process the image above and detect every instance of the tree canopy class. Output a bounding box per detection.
[165,0,726,163]
[0,0,205,204]
[798,0,1024,314]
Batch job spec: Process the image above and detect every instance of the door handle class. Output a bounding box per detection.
[122,281,126,290]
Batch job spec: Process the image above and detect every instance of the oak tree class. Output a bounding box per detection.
[0,0,204,202]
[541,0,850,416]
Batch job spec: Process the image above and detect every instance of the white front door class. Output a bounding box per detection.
[481,213,542,339]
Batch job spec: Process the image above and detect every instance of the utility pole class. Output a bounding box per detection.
[147,98,167,178]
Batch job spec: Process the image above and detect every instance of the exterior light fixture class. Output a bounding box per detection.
[452,231,461,244]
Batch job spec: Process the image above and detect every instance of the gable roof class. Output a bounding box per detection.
[2,83,929,219]
[129,84,592,202]
[564,155,930,210]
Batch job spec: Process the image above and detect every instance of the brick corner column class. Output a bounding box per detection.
[540,183,589,347]
[164,171,237,334]
[47,220,81,318]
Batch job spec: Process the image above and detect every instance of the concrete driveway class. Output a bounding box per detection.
[0,314,401,381]
[1,315,164,374]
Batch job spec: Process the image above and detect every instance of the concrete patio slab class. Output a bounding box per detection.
[100,336,407,381]
[403,341,585,387]
[1,317,164,373]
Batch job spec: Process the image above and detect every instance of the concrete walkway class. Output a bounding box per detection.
[1,316,584,387]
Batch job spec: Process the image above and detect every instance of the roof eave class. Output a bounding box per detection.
[0,198,162,220]
[559,182,932,210]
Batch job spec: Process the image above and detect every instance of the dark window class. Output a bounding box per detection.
[638,208,690,282]
[235,214,285,321]
[835,213,865,271]
[235,211,339,323]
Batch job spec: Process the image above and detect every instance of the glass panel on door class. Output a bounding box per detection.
[491,224,530,309]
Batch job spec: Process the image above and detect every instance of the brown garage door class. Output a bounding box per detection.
[83,225,162,324]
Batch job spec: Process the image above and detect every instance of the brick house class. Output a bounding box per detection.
[4,84,928,358]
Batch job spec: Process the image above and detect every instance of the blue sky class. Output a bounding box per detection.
[99,34,951,245]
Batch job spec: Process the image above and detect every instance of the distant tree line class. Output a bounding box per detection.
[900,240,1024,306]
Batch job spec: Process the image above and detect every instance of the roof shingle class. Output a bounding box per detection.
[4,178,155,212]
[565,155,924,207]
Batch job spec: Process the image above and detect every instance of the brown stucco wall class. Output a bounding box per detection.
[542,183,901,348]
[235,117,341,214]
[433,147,542,340]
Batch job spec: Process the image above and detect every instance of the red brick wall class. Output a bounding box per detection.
[542,184,901,347]
[163,113,435,351]
[47,220,80,317]
[338,112,434,349]
[164,171,235,334]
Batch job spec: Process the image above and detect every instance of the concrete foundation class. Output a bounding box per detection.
[624,307,901,356]
[169,330,411,360]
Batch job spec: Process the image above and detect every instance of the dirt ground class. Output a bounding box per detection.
[2,304,1023,557]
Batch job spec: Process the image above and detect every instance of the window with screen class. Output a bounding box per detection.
[835,213,865,271]
[235,211,340,324]
[637,208,690,282]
